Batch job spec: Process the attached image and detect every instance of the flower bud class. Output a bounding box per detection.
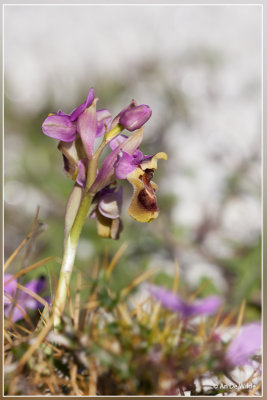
[119,104,152,132]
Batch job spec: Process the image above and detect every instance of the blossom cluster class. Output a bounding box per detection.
[42,88,167,239]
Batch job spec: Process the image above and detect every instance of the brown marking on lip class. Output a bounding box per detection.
[137,169,158,212]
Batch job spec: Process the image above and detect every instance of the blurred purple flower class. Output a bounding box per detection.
[4,274,45,322]
[225,322,262,367]
[149,285,222,318]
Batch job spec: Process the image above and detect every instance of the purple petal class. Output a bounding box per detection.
[4,274,17,302]
[109,134,128,150]
[42,114,76,142]
[70,88,95,122]
[76,159,88,188]
[96,109,112,137]
[88,128,144,194]
[77,99,97,159]
[4,276,46,321]
[226,322,262,367]
[25,276,46,295]
[22,277,46,310]
[149,285,185,312]
[190,296,222,316]
[119,104,152,132]
[149,285,222,318]
[4,303,26,322]
[115,151,137,179]
[98,186,123,219]
[132,149,144,164]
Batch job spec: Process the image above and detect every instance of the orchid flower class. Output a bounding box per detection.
[149,285,222,318]
[4,274,45,322]
[88,133,167,223]
[41,87,167,326]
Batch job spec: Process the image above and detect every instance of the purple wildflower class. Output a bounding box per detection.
[4,274,46,322]
[149,285,222,318]
[42,88,167,228]
[225,322,262,367]
[42,88,112,151]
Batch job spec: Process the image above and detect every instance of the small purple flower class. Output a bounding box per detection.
[4,274,46,322]
[149,285,222,318]
[225,322,262,367]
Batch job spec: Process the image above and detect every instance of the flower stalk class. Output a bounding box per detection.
[53,155,100,327]
[42,88,166,327]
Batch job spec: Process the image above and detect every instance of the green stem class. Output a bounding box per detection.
[53,129,119,328]
[53,192,93,328]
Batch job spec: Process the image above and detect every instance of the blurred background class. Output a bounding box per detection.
[4,5,261,320]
